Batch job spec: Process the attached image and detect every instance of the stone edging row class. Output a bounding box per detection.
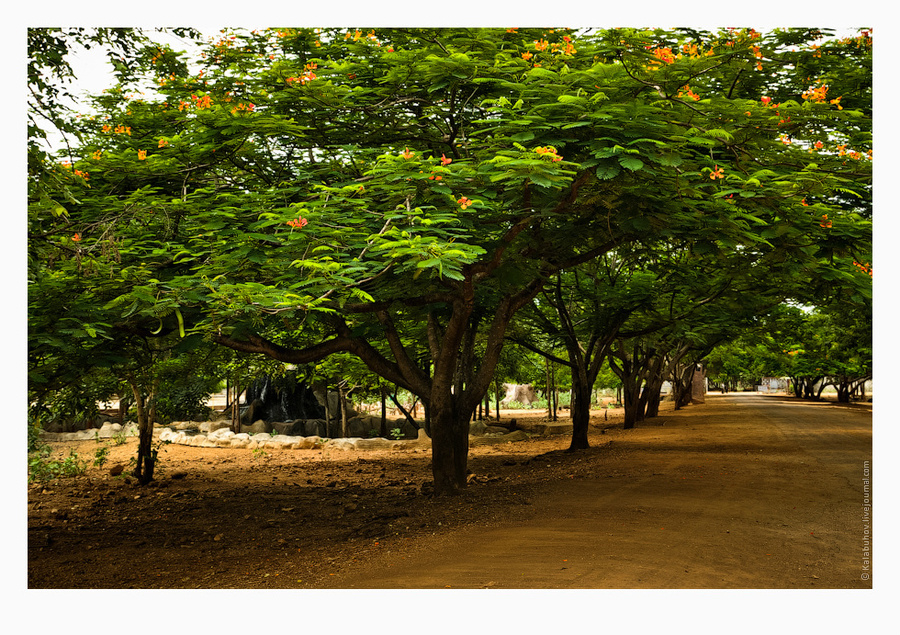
[40,420,536,450]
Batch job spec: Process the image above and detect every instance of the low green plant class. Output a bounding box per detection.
[251,447,268,460]
[93,446,110,469]
[389,427,403,440]
[29,448,88,483]
[110,426,129,446]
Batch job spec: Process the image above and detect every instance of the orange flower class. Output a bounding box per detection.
[760,96,771,105]
[457,197,472,210]
[710,165,725,180]
[92,150,102,160]
[401,147,415,160]
[819,215,832,228]
[138,150,147,160]
[158,138,169,148]
[535,146,562,161]
[287,216,308,229]
[652,47,676,64]
[440,154,452,166]
[72,233,81,242]
[521,51,533,61]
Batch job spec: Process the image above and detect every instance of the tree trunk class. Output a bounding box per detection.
[622,373,644,429]
[231,378,241,434]
[380,386,388,437]
[127,376,155,486]
[568,381,592,450]
[644,381,663,418]
[338,383,349,438]
[428,391,470,496]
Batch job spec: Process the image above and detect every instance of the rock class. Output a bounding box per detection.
[271,420,304,436]
[294,436,322,449]
[109,464,125,477]
[355,438,400,451]
[499,383,537,407]
[229,436,251,449]
[535,422,574,436]
[241,419,271,435]
[302,419,328,437]
[469,421,488,436]
[470,430,529,446]
[484,425,510,436]
[323,438,363,451]
[95,422,122,438]
[208,428,235,441]
[201,420,232,434]
[347,415,380,438]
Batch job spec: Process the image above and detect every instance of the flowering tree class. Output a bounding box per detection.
[33,27,871,495]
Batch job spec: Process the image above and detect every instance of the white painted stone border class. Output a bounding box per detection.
[40,421,537,450]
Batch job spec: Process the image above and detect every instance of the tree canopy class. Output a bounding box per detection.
[28,27,872,494]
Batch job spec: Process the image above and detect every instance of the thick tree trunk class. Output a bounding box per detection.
[429,395,470,496]
[644,383,662,418]
[622,374,644,429]
[568,381,592,450]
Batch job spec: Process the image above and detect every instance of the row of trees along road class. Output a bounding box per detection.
[28,28,872,494]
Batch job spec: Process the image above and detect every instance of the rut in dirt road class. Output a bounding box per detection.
[322,393,872,589]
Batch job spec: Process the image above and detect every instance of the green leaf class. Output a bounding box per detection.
[618,156,644,172]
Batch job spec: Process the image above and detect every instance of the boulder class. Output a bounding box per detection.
[301,419,328,437]
[230,436,251,449]
[469,420,488,436]
[241,419,271,435]
[532,421,574,437]
[323,438,363,451]
[201,420,232,434]
[470,430,529,446]
[355,437,400,451]
[347,414,381,438]
[270,420,303,436]
[294,436,322,449]
[208,427,234,441]
[95,422,122,438]
[499,383,538,406]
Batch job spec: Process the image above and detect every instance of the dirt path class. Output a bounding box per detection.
[317,393,873,589]
[28,393,872,591]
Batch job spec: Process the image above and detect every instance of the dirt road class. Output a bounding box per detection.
[319,393,873,589]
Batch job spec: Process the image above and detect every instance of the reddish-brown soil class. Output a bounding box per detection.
[27,393,872,590]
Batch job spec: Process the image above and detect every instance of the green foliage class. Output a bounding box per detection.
[28,27,872,490]
[93,446,110,469]
[28,448,89,483]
